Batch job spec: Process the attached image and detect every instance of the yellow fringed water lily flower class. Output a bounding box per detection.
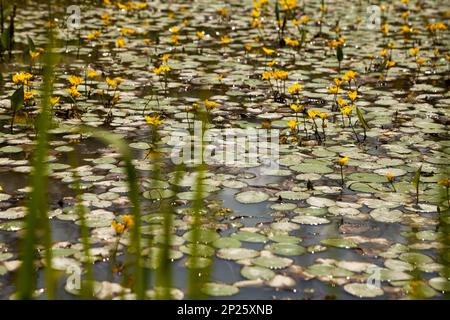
[386,172,394,183]
[348,90,358,101]
[50,96,60,106]
[24,90,36,101]
[204,99,220,110]
[67,86,82,98]
[221,36,231,44]
[12,72,33,85]
[329,85,339,94]
[340,106,354,116]
[111,221,125,235]
[409,47,420,57]
[262,47,275,55]
[145,114,165,126]
[287,119,298,131]
[337,156,349,166]
[290,104,304,112]
[122,215,134,228]
[29,50,40,60]
[68,75,82,86]
[288,83,304,94]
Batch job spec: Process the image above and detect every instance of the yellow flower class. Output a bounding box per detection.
[24,90,36,100]
[106,77,117,88]
[261,71,272,80]
[290,104,304,112]
[171,34,180,45]
[288,83,304,94]
[144,114,165,126]
[262,47,275,55]
[400,11,409,19]
[67,86,82,98]
[341,106,354,116]
[153,65,171,75]
[284,37,300,47]
[337,156,349,166]
[348,90,358,101]
[116,37,126,48]
[337,97,348,107]
[120,27,136,36]
[196,31,205,39]
[409,47,420,56]
[279,0,297,10]
[244,43,253,52]
[29,50,40,60]
[169,26,180,33]
[381,23,389,34]
[50,96,60,106]
[416,57,426,66]
[287,119,298,131]
[204,99,220,110]
[272,70,288,80]
[379,48,388,57]
[307,110,319,119]
[329,85,339,94]
[267,60,277,68]
[87,69,98,78]
[333,78,343,87]
[342,70,357,82]
[386,172,394,183]
[160,54,171,62]
[386,60,396,68]
[68,75,82,86]
[12,72,33,85]
[111,221,125,235]
[401,25,411,34]
[87,30,101,40]
[221,36,231,44]
[319,113,328,120]
[217,7,230,17]
[122,215,134,228]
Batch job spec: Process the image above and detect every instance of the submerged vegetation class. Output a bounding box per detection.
[0,0,449,300]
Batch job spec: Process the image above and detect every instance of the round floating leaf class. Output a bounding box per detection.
[292,215,330,225]
[217,248,259,260]
[212,237,242,249]
[185,257,212,269]
[268,234,301,243]
[429,277,450,292]
[320,238,358,248]
[399,252,433,266]
[265,243,306,256]
[201,283,239,297]
[183,229,220,244]
[370,208,403,223]
[235,191,270,204]
[252,256,293,269]
[344,283,384,298]
[230,231,267,243]
[241,266,275,281]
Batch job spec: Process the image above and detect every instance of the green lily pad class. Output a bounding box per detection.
[344,283,384,298]
[320,238,358,248]
[265,243,306,256]
[252,256,293,269]
[217,248,259,260]
[241,266,275,281]
[201,283,239,297]
[235,191,270,204]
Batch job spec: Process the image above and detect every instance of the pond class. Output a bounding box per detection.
[0,0,449,300]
